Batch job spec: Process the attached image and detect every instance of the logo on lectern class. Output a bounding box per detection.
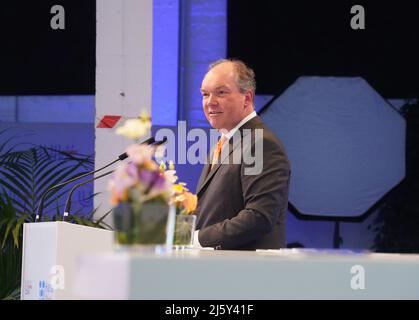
[24,280,33,296]
[38,281,46,300]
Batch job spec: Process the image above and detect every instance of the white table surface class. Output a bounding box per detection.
[73,248,419,300]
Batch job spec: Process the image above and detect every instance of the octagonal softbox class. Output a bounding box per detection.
[261,76,405,218]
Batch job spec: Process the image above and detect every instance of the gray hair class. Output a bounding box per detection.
[209,58,256,97]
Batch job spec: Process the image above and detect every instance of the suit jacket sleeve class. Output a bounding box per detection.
[197,133,290,249]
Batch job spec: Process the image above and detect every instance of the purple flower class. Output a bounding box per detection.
[126,162,140,180]
[138,170,171,198]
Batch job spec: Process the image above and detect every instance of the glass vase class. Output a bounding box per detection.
[113,201,175,253]
[173,214,196,249]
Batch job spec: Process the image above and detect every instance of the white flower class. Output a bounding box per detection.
[116,118,151,139]
[164,169,178,184]
[126,144,155,165]
[154,145,166,160]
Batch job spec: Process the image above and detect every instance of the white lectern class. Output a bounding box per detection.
[20,222,114,300]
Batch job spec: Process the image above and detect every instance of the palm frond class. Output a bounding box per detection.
[0,192,23,300]
[0,128,107,299]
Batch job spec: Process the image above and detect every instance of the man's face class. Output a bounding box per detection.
[201,62,252,131]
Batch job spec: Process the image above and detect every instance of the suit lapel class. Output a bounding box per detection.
[196,142,215,194]
[196,116,263,196]
[196,126,254,196]
[196,160,211,194]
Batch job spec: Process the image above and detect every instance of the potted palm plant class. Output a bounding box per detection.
[0,129,109,299]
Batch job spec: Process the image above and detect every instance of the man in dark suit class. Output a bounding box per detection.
[194,59,291,250]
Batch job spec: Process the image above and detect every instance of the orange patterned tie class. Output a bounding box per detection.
[211,135,227,169]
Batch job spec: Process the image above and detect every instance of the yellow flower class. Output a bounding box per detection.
[159,161,167,172]
[168,160,175,170]
[181,192,198,214]
[139,111,152,123]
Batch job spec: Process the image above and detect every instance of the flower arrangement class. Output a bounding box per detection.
[109,144,172,207]
[109,113,174,246]
[108,112,197,247]
[109,112,171,207]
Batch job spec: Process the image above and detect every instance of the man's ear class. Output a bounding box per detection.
[244,90,254,109]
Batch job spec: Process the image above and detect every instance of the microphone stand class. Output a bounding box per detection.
[61,139,167,221]
[62,169,114,221]
[35,136,155,222]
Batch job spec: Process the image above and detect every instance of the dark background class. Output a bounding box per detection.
[1,1,418,98]
[228,0,419,98]
[0,0,95,95]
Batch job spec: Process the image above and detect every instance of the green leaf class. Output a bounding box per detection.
[12,215,29,248]
[0,170,31,199]
[1,219,15,249]
[93,209,113,229]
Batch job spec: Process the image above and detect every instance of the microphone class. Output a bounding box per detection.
[35,136,155,222]
[153,137,168,146]
[62,140,167,221]
[118,136,155,160]
[62,169,114,221]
